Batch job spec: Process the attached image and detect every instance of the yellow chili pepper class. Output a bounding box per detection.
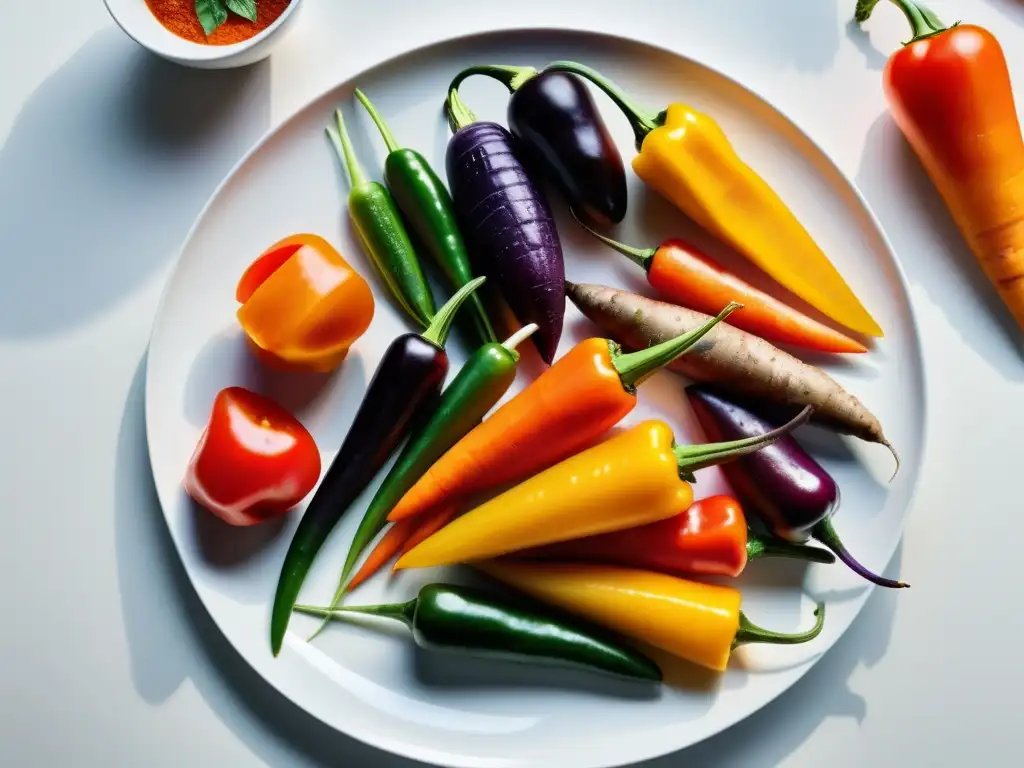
[394,408,810,571]
[478,561,825,672]
[542,61,883,339]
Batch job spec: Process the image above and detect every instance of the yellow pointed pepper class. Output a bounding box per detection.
[478,561,825,672]
[394,408,810,571]
[543,61,883,338]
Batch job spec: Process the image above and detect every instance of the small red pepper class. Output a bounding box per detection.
[520,495,834,578]
[184,387,321,527]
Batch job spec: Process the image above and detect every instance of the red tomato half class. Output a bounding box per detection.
[184,387,321,526]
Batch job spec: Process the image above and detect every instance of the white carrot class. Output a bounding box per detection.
[567,282,897,467]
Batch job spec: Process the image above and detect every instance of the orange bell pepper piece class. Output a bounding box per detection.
[236,234,375,372]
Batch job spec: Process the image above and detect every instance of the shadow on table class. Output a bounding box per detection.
[0,28,270,339]
[116,354,902,768]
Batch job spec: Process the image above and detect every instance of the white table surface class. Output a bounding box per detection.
[1,1,1021,765]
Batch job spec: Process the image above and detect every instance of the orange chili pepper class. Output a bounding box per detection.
[387,304,738,522]
[858,0,1024,329]
[236,234,375,373]
[576,217,866,354]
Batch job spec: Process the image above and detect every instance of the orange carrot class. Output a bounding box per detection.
[344,518,417,593]
[577,218,866,354]
[387,304,739,521]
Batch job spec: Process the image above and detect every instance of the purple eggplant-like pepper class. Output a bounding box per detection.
[444,87,565,364]
[686,385,909,589]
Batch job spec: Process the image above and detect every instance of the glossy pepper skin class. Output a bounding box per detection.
[539,60,882,338]
[295,583,662,681]
[316,324,538,630]
[236,234,375,372]
[327,108,436,328]
[395,408,810,570]
[354,89,497,344]
[269,279,485,656]
[388,303,739,523]
[479,562,825,672]
[575,219,867,354]
[449,65,626,226]
[523,495,835,578]
[687,385,909,589]
[858,1,1024,330]
[184,387,321,527]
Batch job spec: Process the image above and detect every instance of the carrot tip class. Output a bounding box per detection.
[883,439,900,481]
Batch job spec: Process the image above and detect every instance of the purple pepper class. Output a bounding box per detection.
[686,385,908,589]
[444,89,565,363]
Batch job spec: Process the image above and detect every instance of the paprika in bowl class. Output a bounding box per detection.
[104,0,302,70]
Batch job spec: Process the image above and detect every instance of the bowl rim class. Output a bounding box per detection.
[103,0,301,62]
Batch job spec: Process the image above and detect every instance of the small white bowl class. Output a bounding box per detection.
[105,0,302,69]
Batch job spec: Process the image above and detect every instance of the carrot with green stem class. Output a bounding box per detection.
[388,302,740,522]
[567,282,898,470]
[575,215,866,354]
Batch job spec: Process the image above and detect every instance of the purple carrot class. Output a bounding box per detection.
[443,86,565,363]
[687,385,909,589]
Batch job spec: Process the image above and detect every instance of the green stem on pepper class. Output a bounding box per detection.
[732,604,825,649]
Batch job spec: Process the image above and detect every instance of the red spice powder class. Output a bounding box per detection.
[146,0,291,46]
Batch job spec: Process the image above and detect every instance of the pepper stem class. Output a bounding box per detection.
[732,603,825,649]
[573,211,655,271]
[855,0,950,43]
[501,323,539,357]
[674,406,813,475]
[354,88,401,154]
[746,535,836,565]
[613,303,741,391]
[295,600,416,630]
[326,108,369,190]
[811,518,910,588]
[449,64,539,95]
[445,87,478,133]
[542,61,663,149]
[421,276,487,347]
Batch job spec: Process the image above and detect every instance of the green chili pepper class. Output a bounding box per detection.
[307,323,539,641]
[354,89,498,345]
[327,107,436,328]
[296,583,663,682]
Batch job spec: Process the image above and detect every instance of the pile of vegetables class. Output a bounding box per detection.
[178,0,1012,681]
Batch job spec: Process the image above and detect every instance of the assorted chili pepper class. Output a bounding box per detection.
[445,89,566,363]
[687,385,909,589]
[354,89,497,345]
[269,277,485,656]
[394,408,810,570]
[528,60,882,339]
[522,495,835,579]
[327,107,436,328]
[295,583,663,681]
[388,302,740,523]
[448,65,627,226]
[188,41,925,681]
[857,0,1024,331]
[309,324,538,637]
[575,216,867,355]
[479,561,825,672]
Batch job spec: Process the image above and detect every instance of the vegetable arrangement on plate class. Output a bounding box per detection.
[179,13,953,682]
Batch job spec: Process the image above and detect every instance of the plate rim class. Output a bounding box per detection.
[144,25,929,768]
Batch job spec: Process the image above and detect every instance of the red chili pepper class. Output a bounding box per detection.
[520,495,834,578]
[183,387,321,527]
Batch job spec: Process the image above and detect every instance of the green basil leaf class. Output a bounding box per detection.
[226,0,258,23]
[195,0,228,36]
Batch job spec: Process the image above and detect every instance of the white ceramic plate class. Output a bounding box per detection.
[146,29,926,768]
